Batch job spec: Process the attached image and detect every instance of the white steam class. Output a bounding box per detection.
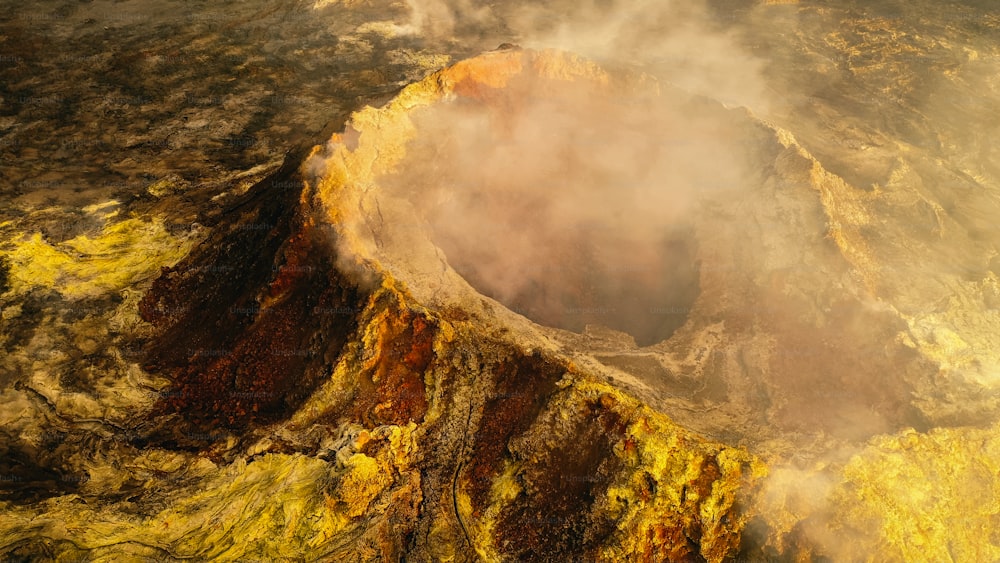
[397,0,494,39]
[377,61,757,345]
[505,0,771,113]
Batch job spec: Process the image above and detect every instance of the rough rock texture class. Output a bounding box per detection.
[3,2,1000,561]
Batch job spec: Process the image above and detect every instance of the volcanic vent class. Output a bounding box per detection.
[308,47,934,447]
[320,48,757,348]
[130,50,768,562]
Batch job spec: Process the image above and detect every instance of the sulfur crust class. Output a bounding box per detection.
[831,423,1000,562]
[0,427,420,561]
[1,217,198,300]
[463,376,764,562]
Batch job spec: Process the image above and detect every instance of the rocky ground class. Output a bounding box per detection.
[2,0,1000,561]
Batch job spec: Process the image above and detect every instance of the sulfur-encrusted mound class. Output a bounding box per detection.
[305,46,1000,559]
[0,50,766,562]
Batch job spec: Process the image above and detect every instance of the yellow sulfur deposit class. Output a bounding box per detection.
[1,218,198,300]
[829,424,1000,562]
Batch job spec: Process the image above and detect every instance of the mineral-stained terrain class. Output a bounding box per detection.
[2,1,1000,561]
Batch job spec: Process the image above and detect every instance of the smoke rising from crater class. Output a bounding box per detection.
[402,0,772,112]
[378,71,758,345]
[353,0,774,346]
